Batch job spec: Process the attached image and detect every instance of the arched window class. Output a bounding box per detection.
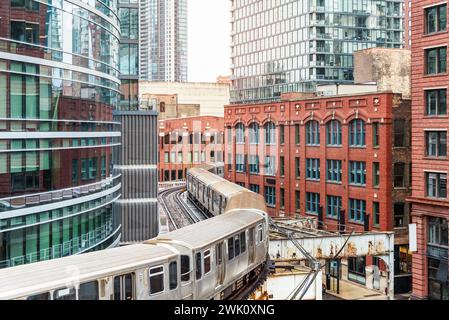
[326,120,342,146]
[349,119,366,147]
[306,120,320,146]
[235,123,245,144]
[264,122,276,144]
[249,122,259,144]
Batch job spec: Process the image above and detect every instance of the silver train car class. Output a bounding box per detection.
[186,167,247,216]
[0,170,268,300]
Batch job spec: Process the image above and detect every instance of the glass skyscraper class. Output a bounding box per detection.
[140,0,188,82]
[230,0,405,104]
[0,0,122,268]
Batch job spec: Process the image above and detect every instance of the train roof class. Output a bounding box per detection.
[150,209,266,250]
[211,181,246,198]
[226,191,267,213]
[0,244,176,299]
[188,168,227,185]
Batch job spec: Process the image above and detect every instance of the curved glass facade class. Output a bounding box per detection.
[0,0,121,268]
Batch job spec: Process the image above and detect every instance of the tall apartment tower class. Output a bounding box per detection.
[140,0,188,82]
[230,0,405,104]
[0,0,122,268]
[116,0,159,242]
[409,2,449,300]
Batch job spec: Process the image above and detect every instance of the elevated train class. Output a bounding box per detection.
[0,164,269,300]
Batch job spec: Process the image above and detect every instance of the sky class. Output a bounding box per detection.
[188,0,231,82]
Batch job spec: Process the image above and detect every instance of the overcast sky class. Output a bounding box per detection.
[188,0,231,82]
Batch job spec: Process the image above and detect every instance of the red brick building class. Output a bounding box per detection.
[409,1,449,300]
[158,116,224,182]
[224,91,412,291]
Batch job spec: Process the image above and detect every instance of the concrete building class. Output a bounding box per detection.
[140,81,230,117]
[409,1,449,300]
[0,0,122,267]
[159,116,224,182]
[230,0,405,104]
[141,93,200,120]
[140,0,188,82]
[116,1,159,242]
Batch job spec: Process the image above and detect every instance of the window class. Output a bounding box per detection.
[295,190,300,211]
[349,199,366,223]
[81,159,88,180]
[228,238,234,260]
[426,172,447,199]
[327,160,342,183]
[349,161,366,186]
[149,266,164,294]
[234,235,240,256]
[426,4,447,34]
[394,119,406,147]
[265,186,276,207]
[180,255,190,282]
[280,124,285,144]
[204,250,211,274]
[119,8,138,40]
[373,162,380,187]
[428,217,448,246]
[250,184,260,193]
[240,232,246,253]
[78,281,98,300]
[10,21,39,44]
[326,120,342,146]
[280,156,285,176]
[264,156,275,176]
[72,159,78,184]
[11,0,39,10]
[426,89,447,115]
[295,157,300,178]
[426,131,447,157]
[27,293,50,300]
[257,224,263,243]
[295,124,300,145]
[249,123,259,143]
[327,195,341,219]
[236,123,245,144]
[168,261,178,290]
[195,252,202,279]
[265,122,276,144]
[249,155,259,174]
[306,120,320,145]
[236,154,246,172]
[394,203,405,227]
[306,158,320,180]
[306,192,320,214]
[280,188,285,208]
[349,119,366,147]
[119,44,138,75]
[426,47,447,75]
[373,202,380,226]
[394,163,405,188]
[373,122,380,147]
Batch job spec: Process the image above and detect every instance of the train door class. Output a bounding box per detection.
[113,273,135,300]
[215,242,225,288]
[248,227,256,264]
[180,255,194,300]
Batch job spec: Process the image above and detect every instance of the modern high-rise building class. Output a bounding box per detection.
[230,0,405,104]
[0,0,122,267]
[409,1,449,300]
[140,0,188,82]
[115,0,159,243]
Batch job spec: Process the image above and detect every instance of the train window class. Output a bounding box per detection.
[113,273,135,300]
[181,255,190,282]
[234,235,241,257]
[149,266,165,295]
[169,261,178,290]
[204,249,211,274]
[257,224,263,243]
[78,281,99,300]
[26,292,50,300]
[54,287,76,300]
[240,232,246,253]
[195,252,202,280]
[228,237,234,260]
